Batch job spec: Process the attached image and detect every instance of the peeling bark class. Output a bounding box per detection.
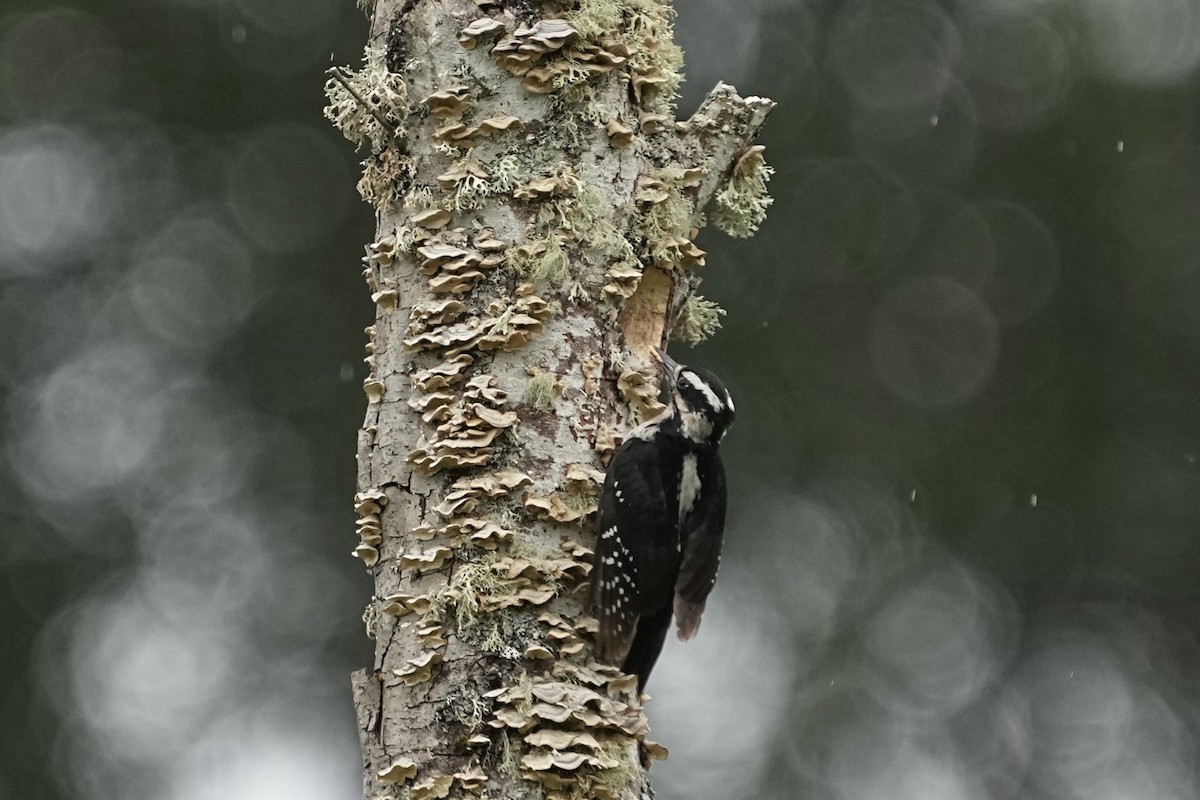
[329,2,773,798]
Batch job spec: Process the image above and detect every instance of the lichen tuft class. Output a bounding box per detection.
[356,148,412,212]
[673,294,726,344]
[524,372,559,411]
[508,235,571,286]
[711,148,775,238]
[324,44,408,152]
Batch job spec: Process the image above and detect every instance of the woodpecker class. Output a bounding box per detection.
[591,348,735,692]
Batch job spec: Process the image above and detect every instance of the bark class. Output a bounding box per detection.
[326,2,773,798]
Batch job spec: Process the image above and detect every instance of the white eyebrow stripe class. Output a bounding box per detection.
[681,371,723,413]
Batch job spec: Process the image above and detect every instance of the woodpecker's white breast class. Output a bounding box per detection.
[678,453,700,526]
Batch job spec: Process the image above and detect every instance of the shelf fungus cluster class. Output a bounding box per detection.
[353,489,388,568]
[460,17,631,97]
[459,0,682,122]
[524,463,607,526]
[481,659,668,799]
[425,82,527,156]
[407,373,517,474]
[376,757,487,800]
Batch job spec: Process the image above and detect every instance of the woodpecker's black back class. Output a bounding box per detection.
[591,357,735,692]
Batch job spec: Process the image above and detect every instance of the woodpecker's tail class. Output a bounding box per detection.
[621,605,673,693]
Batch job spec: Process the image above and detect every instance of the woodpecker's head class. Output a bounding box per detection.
[656,348,736,444]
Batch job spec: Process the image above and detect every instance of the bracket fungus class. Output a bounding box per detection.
[605,118,635,148]
[458,16,508,50]
[479,670,654,797]
[353,542,380,568]
[454,766,487,791]
[416,622,448,648]
[364,231,399,271]
[413,354,474,391]
[412,518,517,550]
[407,299,467,333]
[523,493,589,525]
[377,758,418,785]
[434,470,534,517]
[524,644,554,660]
[424,85,472,118]
[410,207,453,229]
[371,284,400,312]
[400,545,454,572]
[355,488,388,516]
[638,111,670,134]
[410,773,454,800]
[380,594,414,617]
[394,650,445,686]
[564,464,605,499]
[406,374,518,474]
[381,592,435,617]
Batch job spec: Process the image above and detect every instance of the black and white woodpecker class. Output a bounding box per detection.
[591,348,735,692]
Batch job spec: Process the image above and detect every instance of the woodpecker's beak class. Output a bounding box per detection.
[653,346,681,376]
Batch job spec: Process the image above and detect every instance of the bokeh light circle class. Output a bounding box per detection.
[226,124,351,253]
[870,277,999,408]
[828,0,962,113]
[0,125,111,275]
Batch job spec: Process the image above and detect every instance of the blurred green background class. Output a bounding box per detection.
[4,1,1200,799]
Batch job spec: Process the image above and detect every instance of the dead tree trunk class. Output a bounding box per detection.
[326,1,773,797]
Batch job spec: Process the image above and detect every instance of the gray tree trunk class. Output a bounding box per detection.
[326,2,773,798]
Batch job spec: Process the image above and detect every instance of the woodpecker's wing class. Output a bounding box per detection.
[673,450,726,641]
[591,437,678,663]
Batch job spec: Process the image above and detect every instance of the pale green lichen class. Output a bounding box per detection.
[490,153,526,195]
[362,598,381,640]
[535,169,626,261]
[430,151,539,213]
[324,44,408,152]
[636,167,695,264]
[548,83,609,150]
[447,176,493,211]
[563,0,627,39]
[673,294,726,344]
[357,149,412,212]
[403,184,433,209]
[446,686,489,733]
[564,0,684,114]
[496,731,522,779]
[524,373,559,411]
[420,549,552,657]
[508,235,571,286]
[623,7,684,115]
[428,554,510,632]
[711,153,775,238]
[585,743,641,799]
